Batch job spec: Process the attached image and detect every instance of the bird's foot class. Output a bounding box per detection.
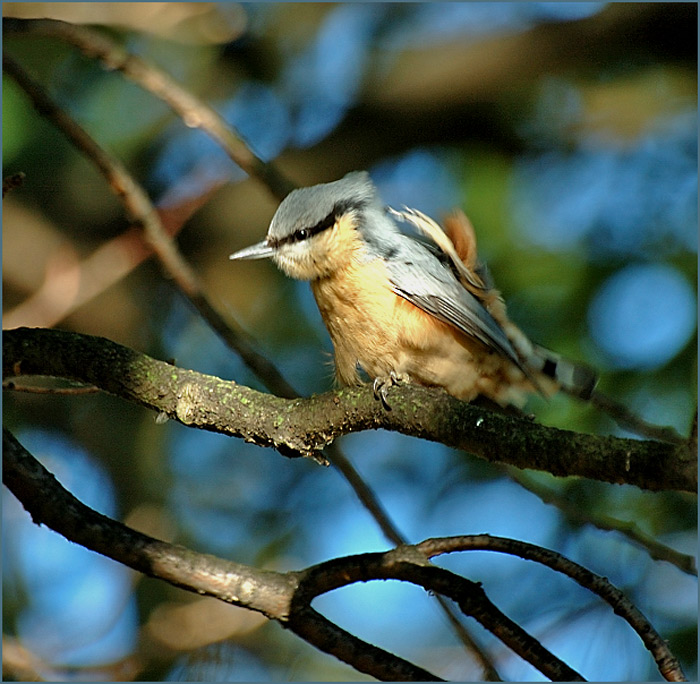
[372,371,408,410]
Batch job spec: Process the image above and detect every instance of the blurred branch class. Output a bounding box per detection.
[590,391,685,446]
[324,441,502,681]
[418,535,688,682]
[4,327,696,494]
[2,634,141,682]
[286,3,696,175]
[503,467,697,576]
[2,380,99,395]
[3,17,294,201]
[2,51,295,400]
[2,172,25,198]
[4,429,588,682]
[366,3,695,114]
[2,635,46,682]
[2,180,224,331]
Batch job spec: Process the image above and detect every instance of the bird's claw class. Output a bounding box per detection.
[372,371,406,410]
[373,377,392,410]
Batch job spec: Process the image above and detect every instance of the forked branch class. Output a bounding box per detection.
[4,430,686,681]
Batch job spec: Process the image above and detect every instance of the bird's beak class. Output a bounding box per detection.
[229,240,276,261]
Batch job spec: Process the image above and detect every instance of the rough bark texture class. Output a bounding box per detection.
[4,327,696,492]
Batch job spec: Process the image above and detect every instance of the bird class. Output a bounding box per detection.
[229,171,596,408]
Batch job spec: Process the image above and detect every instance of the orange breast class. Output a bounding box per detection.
[311,252,531,404]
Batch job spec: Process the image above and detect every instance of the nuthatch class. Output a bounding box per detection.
[229,171,596,407]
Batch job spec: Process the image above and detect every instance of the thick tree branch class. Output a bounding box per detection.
[1,435,294,615]
[4,327,696,493]
[4,17,681,450]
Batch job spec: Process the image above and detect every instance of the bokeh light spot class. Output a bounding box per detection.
[588,264,696,369]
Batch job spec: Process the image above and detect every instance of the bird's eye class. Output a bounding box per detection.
[297,228,310,241]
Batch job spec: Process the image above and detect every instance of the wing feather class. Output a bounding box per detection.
[384,243,524,371]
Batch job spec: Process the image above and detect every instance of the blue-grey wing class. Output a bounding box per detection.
[383,240,525,371]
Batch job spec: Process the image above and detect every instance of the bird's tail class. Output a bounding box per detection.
[527,345,598,400]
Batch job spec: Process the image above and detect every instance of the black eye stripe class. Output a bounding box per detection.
[270,198,367,249]
[270,215,334,248]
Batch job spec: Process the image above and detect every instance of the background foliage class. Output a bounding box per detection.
[3,3,697,681]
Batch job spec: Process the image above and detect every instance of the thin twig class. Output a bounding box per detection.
[591,390,685,445]
[324,441,502,680]
[294,549,585,682]
[503,466,697,576]
[418,535,688,682]
[3,380,100,395]
[3,17,295,201]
